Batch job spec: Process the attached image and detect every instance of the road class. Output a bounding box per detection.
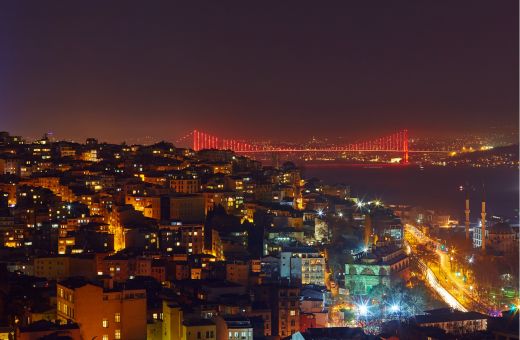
[405,224,470,312]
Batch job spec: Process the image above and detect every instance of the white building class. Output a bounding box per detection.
[280,247,325,285]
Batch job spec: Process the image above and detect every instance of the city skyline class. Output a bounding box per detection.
[0,2,518,339]
[1,1,518,142]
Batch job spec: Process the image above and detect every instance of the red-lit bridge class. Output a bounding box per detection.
[181,129,412,162]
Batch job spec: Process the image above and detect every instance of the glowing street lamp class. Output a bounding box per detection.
[357,303,368,316]
[390,304,400,313]
[317,210,324,217]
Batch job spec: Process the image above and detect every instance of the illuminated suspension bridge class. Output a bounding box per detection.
[181,129,412,162]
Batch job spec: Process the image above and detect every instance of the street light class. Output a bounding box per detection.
[390,304,400,313]
[317,210,324,217]
[357,303,368,316]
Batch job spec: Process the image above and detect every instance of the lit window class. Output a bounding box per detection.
[153,313,158,320]
[102,319,109,328]
[115,329,121,339]
[290,310,296,316]
[102,336,108,340]
[115,313,120,323]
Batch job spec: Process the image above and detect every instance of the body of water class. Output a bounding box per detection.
[302,164,519,223]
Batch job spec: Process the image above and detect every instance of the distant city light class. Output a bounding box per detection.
[317,210,324,217]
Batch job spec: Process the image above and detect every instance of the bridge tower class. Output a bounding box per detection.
[403,129,409,163]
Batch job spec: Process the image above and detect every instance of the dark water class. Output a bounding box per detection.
[302,164,519,222]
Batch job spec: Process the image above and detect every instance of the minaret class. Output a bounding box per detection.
[364,215,372,249]
[481,198,486,251]
[464,193,470,240]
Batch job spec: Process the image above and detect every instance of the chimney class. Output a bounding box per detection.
[102,276,114,290]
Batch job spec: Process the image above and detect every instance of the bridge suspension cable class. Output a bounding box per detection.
[190,129,410,162]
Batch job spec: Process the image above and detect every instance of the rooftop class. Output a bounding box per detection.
[415,310,488,324]
[183,319,215,327]
[18,320,79,333]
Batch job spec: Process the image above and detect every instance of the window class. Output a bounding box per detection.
[114,313,120,323]
[102,336,108,340]
[102,319,109,328]
[115,329,121,339]
[290,310,296,316]
[197,331,201,339]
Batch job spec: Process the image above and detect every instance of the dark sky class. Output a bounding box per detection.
[0,1,518,143]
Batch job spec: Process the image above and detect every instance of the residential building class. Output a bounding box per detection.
[280,247,325,285]
[57,277,146,340]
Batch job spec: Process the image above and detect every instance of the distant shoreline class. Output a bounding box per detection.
[299,161,410,168]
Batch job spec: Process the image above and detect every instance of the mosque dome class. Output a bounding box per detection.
[489,222,514,235]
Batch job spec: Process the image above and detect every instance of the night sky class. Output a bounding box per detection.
[0,1,518,143]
